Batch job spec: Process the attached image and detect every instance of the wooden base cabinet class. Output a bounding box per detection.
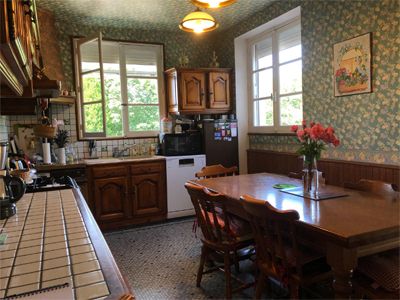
[88,159,167,231]
[132,172,166,217]
[93,177,130,223]
[165,67,232,114]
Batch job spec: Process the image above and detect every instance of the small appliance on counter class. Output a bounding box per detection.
[161,131,203,156]
[0,142,26,220]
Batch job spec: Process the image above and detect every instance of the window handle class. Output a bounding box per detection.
[271,93,274,102]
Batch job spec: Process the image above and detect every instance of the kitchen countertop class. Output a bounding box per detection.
[0,188,133,299]
[35,155,166,170]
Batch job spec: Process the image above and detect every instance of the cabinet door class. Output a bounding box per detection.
[208,71,230,109]
[166,71,178,113]
[180,72,206,110]
[131,172,166,216]
[93,177,129,222]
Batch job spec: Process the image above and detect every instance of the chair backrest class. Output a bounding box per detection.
[344,179,399,200]
[195,164,238,179]
[240,194,301,275]
[185,182,234,244]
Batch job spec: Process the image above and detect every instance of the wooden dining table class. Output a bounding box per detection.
[191,173,400,299]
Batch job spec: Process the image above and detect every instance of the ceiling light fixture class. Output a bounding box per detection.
[179,8,219,33]
[191,0,236,9]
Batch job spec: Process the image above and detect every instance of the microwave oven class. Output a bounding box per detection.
[161,132,203,156]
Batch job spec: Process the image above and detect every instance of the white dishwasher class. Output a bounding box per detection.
[165,154,206,219]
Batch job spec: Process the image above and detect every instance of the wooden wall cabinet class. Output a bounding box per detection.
[87,159,167,231]
[165,67,232,114]
[0,0,41,96]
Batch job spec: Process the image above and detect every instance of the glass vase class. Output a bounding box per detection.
[302,156,313,194]
[303,156,319,197]
[311,158,319,197]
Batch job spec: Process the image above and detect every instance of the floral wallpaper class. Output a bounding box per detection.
[214,0,400,166]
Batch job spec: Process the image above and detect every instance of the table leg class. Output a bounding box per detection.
[327,243,357,299]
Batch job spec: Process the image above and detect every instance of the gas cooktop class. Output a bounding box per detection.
[26,175,77,193]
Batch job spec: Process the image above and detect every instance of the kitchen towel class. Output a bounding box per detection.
[42,143,51,164]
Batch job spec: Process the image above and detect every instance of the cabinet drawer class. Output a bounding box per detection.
[130,162,163,175]
[92,166,128,178]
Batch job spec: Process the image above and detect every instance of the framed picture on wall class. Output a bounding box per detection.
[333,32,372,97]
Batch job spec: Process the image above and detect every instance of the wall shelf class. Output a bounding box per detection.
[50,96,75,105]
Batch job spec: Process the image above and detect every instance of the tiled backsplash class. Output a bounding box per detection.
[6,104,158,161]
[0,116,8,142]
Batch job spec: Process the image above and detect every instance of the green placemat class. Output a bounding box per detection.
[273,183,298,189]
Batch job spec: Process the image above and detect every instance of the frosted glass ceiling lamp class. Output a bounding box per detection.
[191,0,236,8]
[179,8,219,33]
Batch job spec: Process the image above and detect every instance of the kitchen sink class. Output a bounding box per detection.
[118,155,154,161]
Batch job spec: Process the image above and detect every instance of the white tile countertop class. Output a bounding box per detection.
[0,189,133,299]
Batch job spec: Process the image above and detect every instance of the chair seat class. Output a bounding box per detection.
[357,249,399,292]
[202,210,252,239]
[259,244,330,286]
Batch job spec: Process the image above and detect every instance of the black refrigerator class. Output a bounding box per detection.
[202,120,239,168]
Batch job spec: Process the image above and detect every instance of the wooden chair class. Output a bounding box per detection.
[343,179,399,298]
[344,179,399,200]
[185,182,254,299]
[240,194,332,299]
[195,164,238,179]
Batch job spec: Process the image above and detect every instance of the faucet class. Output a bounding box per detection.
[112,147,129,158]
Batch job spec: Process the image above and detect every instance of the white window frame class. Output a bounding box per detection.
[247,17,302,134]
[73,36,165,140]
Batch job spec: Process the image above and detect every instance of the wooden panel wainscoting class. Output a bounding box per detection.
[247,149,400,187]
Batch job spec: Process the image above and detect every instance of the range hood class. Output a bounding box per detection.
[32,65,61,98]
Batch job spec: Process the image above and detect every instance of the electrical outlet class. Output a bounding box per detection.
[64,119,70,125]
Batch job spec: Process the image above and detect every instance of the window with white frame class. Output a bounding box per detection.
[249,18,302,133]
[73,34,165,139]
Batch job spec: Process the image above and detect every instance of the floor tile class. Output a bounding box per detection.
[74,270,104,287]
[44,241,67,252]
[72,260,100,275]
[42,276,73,289]
[9,272,40,288]
[6,283,39,297]
[42,265,71,282]
[20,232,43,241]
[69,238,90,247]
[24,222,43,229]
[0,257,13,268]
[0,249,16,259]
[45,229,65,238]
[43,256,70,270]
[0,276,8,289]
[0,267,11,279]
[69,244,93,256]
[45,235,66,245]
[71,252,97,264]
[75,281,109,300]
[67,232,88,240]
[18,245,42,256]
[44,248,68,260]
[14,253,42,266]
[67,227,86,234]
[12,261,41,276]
[19,238,42,249]
[0,242,18,251]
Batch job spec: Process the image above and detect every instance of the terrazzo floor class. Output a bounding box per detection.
[104,218,257,299]
[104,218,332,300]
